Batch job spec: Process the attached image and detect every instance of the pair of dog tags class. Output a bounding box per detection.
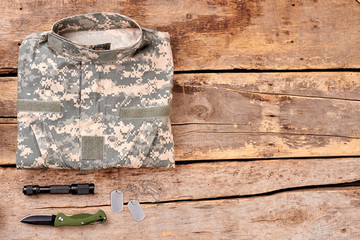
[110,190,145,222]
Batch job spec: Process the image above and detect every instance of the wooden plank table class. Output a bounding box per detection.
[1,0,360,239]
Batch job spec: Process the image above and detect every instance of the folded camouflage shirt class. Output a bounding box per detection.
[16,12,174,170]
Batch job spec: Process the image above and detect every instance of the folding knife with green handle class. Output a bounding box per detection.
[20,210,106,227]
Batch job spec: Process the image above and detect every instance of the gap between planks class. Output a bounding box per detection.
[3,67,360,77]
[36,183,360,210]
[1,158,359,206]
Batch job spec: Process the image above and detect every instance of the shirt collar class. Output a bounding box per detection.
[47,12,143,62]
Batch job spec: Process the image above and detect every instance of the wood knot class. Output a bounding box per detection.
[190,105,210,120]
[187,95,214,121]
[281,208,308,224]
[282,124,295,131]
[253,207,308,225]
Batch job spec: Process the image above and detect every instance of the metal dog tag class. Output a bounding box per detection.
[111,190,123,213]
[127,200,145,222]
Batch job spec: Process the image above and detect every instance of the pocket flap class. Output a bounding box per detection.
[30,120,64,167]
[128,121,158,166]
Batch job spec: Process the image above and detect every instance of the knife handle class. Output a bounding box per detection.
[54,210,106,227]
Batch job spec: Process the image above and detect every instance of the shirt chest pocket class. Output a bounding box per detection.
[30,118,64,167]
[17,100,67,168]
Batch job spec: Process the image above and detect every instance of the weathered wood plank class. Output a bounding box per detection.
[2,122,360,164]
[1,0,360,73]
[176,72,360,101]
[172,76,360,137]
[3,72,360,116]
[1,158,359,206]
[2,72,360,163]
[0,118,16,124]
[0,77,17,117]
[1,188,359,239]
[0,124,16,164]
[171,72,360,159]
[174,128,360,160]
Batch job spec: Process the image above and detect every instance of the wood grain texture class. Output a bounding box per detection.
[2,72,360,163]
[0,118,16,124]
[0,77,16,117]
[171,72,360,160]
[0,188,359,239]
[0,124,16,164]
[1,158,359,206]
[1,0,360,73]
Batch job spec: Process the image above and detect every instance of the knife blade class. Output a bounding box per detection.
[20,210,106,227]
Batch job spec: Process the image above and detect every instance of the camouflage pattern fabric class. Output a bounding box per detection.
[16,12,174,170]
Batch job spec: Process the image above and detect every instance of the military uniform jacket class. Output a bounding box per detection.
[16,12,175,170]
